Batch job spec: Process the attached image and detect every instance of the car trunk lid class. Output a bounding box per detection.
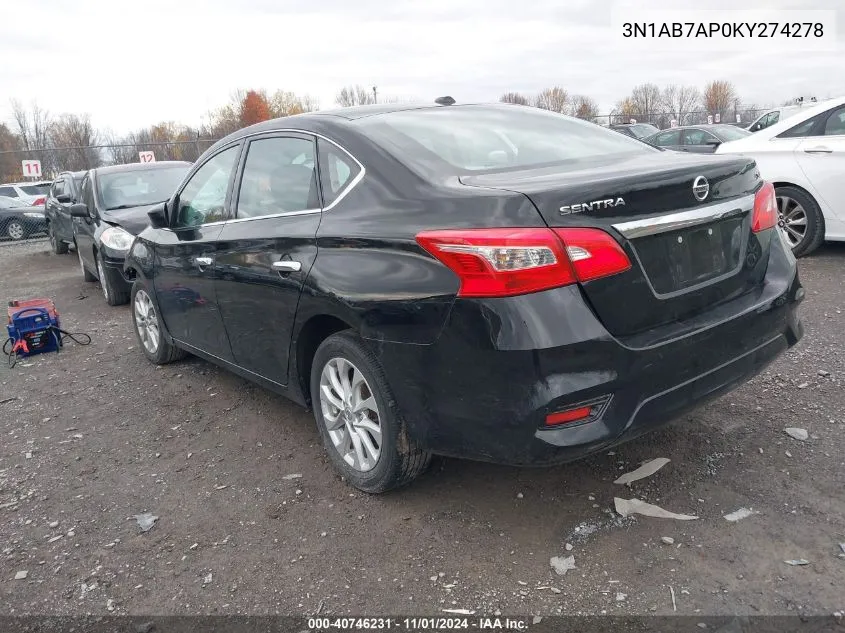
[460,152,768,338]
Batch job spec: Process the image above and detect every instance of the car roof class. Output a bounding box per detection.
[91,161,191,176]
[753,95,845,138]
[58,170,88,178]
[1,181,52,187]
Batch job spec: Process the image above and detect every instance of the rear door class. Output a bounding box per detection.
[153,144,240,361]
[794,104,845,222]
[73,173,97,269]
[213,132,323,385]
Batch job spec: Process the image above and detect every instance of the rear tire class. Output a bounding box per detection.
[310,331,431,493]
[775,185,824,257]
[131,281,186,365]
[97,251,130,306]
[77,245,96,282]
[6,220,26,240]
[49,223,69,254]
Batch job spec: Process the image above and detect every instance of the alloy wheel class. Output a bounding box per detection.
[775,195,807,248]
[319,357,382,472]
[133,289,160,354]
[48,224,56,249]
[7,221,24,240]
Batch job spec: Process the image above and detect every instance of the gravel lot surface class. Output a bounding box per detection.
[1,238,843,618]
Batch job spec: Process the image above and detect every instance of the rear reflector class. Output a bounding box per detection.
[751,182,777,233]
[545,406,593,426]
[415,227,630,298]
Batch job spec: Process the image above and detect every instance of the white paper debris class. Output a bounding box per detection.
[614,458,670,485]
[784,559,810,566]
[723,508,758,522]
[14,570,28,580]
[442,609,475,615]
[550,555,576,576]
[614,497,698,520]
[134,513,159,532]
[616,592,627,602]
[784,428,808,441]
[282,473,303,480]
[661,536,675,545]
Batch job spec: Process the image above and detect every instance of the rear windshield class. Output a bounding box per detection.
[712,125,751,141]
[97,166,189,211]
[20,184,51,195]
[356,106,655,174]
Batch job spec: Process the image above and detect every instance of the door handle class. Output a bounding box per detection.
[803,146,833,153]
[194,256,213,269]
[272,260,302,273]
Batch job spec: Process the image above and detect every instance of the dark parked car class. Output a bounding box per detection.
[45,170,87,254]
[0,195,47,240]
[610,123,659,139]
[124,102,803,493]
[644,124,752,153]
[71,161,190,305]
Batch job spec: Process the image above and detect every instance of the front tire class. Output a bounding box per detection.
[310,331,431,493]
[131,282,185,365]
[775,186,825,257]
[97,251,129,306]
[6,220,26,240]
[49,223,69,254]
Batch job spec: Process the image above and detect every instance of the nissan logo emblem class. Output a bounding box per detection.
[692,176,710,202]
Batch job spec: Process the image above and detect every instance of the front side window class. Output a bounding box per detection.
[175,147,239,228]
[236,137,317,219]
[52,180,66,198]
[651,130,681,146]
[318,139,361,207]
[682,129,718,146]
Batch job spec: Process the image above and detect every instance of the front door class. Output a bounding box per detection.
[794,105,845,222]
[214,133,326,385]
[154,144,240,362]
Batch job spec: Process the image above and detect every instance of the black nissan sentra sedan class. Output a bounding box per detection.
[123,101,803,493]
[71,161,191,306]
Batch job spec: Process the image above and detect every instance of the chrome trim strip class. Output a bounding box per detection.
[224,209,321,225]
[612,194,755,239]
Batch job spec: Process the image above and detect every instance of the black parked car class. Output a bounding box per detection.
[124,101,803,493]
[70,161,190,305]
[644,124,752,153]
[0,196,47,240]
[609,123,659,139]
[45,170,87,254]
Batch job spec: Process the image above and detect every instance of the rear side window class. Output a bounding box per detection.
[682,129,717,145]
[236,136,318,219]
[0,186,18,198]
[778,113,824,138]
[823,107,845,135]
[318,139,361,207]
[357,106,654,175]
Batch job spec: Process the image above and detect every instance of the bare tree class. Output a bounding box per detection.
[500,92,530,106]
[702,80,738,120]
[0,123,23,182]
[570,95,600,121]
[613,97,638,124]
[269,90,319,117]
[534,87,569,113]
[49,114,101,171]
[10,99,51,151]
[662,84,701,125]
[335,85,376,107]
[628,83,663,124]
[101,130,137,166]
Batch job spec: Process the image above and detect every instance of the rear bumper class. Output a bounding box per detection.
[374,230,803,466]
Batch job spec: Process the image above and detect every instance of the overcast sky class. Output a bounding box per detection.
[1,0,842,135]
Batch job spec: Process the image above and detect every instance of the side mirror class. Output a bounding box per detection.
[147,202,168,229]
[706,139,722,146]
[56,193,72,204]
[70,203,89,218]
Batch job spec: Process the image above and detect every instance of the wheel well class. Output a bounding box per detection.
[771,181,815,200]
[296,315,353,405]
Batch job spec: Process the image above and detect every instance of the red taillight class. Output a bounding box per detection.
[33,197,46,206]
[415,227,631,298]
[545,406,593,427]
[752,182,777,233]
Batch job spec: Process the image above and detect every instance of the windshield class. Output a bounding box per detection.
[20,184,51,195]
[713,125,751,141]
[357,106,655,175]
[0,196,27,209]
[97,166,189,211]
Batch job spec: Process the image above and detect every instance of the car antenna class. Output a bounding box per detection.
[434,96,455,106]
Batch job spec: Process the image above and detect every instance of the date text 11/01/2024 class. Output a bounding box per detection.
[622,21,824,38]
[306,617,530,630]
